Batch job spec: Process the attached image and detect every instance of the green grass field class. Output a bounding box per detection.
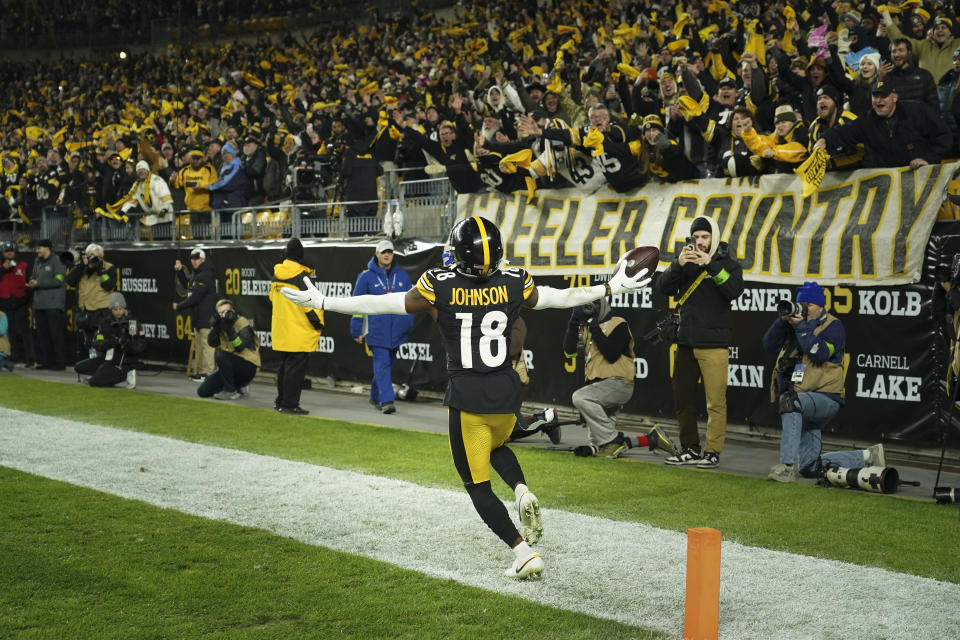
[2,377,958,638]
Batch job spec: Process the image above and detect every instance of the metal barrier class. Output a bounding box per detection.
[398,178,456,240]
[0,176,456,249]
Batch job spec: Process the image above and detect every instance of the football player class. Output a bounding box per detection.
[283,216,652,579]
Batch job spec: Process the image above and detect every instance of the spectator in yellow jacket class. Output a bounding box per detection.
[741,105,809,173]
[169,148,217,238]
[268,237,323,415]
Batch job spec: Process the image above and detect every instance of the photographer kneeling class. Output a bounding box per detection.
[564,297,675,457]
[762,281,884,482]
[74,292,145,389]
[197,299,260,401]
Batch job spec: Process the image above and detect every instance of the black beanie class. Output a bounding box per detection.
[285,237,304,261]
[690,217,712,234]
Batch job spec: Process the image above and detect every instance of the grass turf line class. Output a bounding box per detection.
[1,467,660,639]
[2,377,958,584]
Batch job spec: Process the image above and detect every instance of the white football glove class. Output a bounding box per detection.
[281,276,325,309]
[608,260,652,294]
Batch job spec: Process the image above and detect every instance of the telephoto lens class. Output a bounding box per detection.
[777,300,804,317]
[933,486,960,504]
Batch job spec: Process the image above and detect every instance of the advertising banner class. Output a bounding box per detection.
[90,159,960,451]
[457,163,958,285]
[101,227,957,449]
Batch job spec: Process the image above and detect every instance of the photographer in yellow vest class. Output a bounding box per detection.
[65,243,117,357]
[763,281,884,482]
[197,298,260,401]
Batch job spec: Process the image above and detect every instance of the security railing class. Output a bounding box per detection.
[0,177,456,249]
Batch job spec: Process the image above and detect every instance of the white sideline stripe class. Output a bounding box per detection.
[0,408,956,640]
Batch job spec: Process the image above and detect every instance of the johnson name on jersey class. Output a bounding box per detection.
[416,265,535,413]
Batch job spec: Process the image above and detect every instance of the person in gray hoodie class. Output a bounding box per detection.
[27,239,66,370]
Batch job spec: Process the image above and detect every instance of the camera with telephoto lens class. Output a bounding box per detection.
[113,319,131,346]
[777,299,806,318]
[934,486,960,504]
[86,254,101,271]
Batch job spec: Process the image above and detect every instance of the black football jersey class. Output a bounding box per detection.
[416,266,534,413]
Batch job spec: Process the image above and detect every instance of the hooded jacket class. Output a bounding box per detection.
[175,260,217,329]
[207,148,248,209]
[349,256,414,348]
[658,216,745,348]
[268,259,324,352]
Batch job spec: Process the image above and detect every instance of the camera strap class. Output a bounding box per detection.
[675,270,708,310]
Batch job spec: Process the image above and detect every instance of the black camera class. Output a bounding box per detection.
[777,355,799,375]
[777,300,805,318]
[644,313,680,345]
[222,309,237,324]
[936,264,952,283]
[86,254,101,271]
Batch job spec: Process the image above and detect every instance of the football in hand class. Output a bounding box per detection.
[618,246,659,278]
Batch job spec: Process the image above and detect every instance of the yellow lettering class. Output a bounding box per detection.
[447,284,511,306]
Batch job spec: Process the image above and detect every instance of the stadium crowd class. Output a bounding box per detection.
[3,0,960,238]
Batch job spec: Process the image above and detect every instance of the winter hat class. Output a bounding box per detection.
[38,238,53,248]
[285,237,304,261]
[689,216,721,257]
[222,142,237,156]
[774,104,798,123]
[690,216,712,235]
[796,281,826,307]
[859,51,882,73]
[109,291,127,309]
[816,84,841,105]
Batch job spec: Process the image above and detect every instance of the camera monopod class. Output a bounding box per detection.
[392,342,420,402]
[933,344,960,505]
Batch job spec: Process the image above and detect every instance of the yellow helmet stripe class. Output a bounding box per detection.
[473,216,491,276]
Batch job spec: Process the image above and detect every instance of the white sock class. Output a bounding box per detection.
[513,540,533,559]
[514,483,528,502]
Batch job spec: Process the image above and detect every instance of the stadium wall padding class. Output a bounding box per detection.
[58,225,957,448]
